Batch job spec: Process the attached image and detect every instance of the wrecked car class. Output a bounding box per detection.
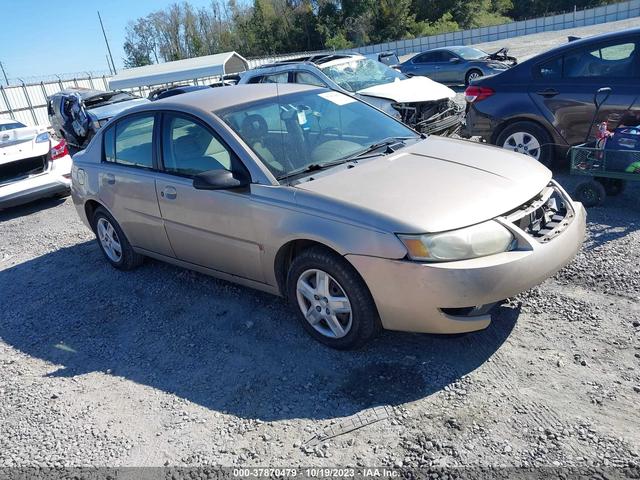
[398,46,516,85]
[48,88,149,148]
[239,53,462,136]
[71,84,585,349]
[0,119,72,209]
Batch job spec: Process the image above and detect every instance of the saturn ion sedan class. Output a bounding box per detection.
[71,84,585,349]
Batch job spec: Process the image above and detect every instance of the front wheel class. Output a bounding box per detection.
[465,69,483,85]
[286,247,381,349]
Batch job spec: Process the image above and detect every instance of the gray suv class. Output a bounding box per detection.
[239,53,462,136]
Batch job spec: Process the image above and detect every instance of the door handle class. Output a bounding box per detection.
[161,186,177,200]
[536,88,559,98]
[105,173,115,185]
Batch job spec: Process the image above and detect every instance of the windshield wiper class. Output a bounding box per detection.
[345,136,417,160]
[277,159,352,180]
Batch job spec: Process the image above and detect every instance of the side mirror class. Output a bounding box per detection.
[449,57,460,63]
[193,169,249,190]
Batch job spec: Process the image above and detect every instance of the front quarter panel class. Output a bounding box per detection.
[247,185,408,288]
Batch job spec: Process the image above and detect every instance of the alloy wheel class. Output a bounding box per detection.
[97,217,123,263]
[296,269,352,339]
[502,131,541,160]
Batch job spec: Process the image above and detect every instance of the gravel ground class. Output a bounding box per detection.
[2,19,640,475]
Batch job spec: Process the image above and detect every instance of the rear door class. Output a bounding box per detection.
[529,35,640,146]
[154,112,264,282]
[98,113,174,257]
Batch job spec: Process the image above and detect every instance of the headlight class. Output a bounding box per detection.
[398,221,514,262]
[35,132,49,143]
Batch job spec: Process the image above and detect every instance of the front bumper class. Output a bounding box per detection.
[346,186,586,334]
[0,155,72,209]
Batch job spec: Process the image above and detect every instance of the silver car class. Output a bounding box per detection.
[71,84,586,349]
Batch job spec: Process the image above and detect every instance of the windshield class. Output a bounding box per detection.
[0,122,26,131]
[217,89,418,181]
[450,47,488,60]
[320,58,405,92]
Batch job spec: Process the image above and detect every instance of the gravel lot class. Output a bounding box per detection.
[2,18,640,474]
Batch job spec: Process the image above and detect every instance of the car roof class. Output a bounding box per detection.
[256,53,361,69]
[544,26,640,55]
[52,88,107,99]
[149,83,323,112]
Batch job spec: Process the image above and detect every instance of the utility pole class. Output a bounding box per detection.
[106,54,114,75]
[98,11,117,74]
[0,61,9,86]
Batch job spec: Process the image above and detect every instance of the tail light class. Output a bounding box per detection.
[50,139,69,160]
[464,86,495,103]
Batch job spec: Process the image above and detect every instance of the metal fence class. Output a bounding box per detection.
[2,0,639,128]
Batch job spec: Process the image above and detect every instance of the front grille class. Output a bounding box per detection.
[0,155,47,184]
[504,182,575,243]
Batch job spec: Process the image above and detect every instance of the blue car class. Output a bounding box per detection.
[397,46,516,86]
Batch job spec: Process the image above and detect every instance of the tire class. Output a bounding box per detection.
[495,121,554,166]
[286,246,381,350]
[595,177,626,196]
[92,206,144,270]
[465,69,483,86]
[574,180,606,207]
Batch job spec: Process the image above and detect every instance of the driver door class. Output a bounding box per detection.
[154,112,264,282]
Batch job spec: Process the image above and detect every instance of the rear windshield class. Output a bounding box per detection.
[0,121,26,131]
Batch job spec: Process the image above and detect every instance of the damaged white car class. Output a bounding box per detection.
[0,120,72,210]
[239,53,462,136]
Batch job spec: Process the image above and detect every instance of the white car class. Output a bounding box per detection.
[239,53,462,136]
[0,119,72,210]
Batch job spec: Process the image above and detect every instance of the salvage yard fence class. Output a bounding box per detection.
[2,0,639,128]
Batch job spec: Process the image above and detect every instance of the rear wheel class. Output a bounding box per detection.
[496,121,554,166]
[92,207,143,270]
[287,246,381,350]
[574,180,606,207]
[465,69,483,85]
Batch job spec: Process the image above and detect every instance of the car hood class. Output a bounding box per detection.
[0,126,49,164]
[87,98,150,121]
[357,76,455,103]
[294,136,552,233]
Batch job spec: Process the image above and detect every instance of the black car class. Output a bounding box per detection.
[463,28,640,166]
[148,84,210,101]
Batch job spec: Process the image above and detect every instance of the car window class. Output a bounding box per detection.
[162,114,233,176]
[217,90,418,181]
[536,56,563,80]
[439,51,455,61]
[413,52,437,63]
[564,40,636,78]
[261,73,289,84]
[108,115,155,169]
[295,71,327,87]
